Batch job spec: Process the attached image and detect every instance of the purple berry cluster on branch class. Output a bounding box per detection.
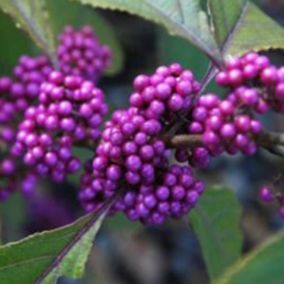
[214,52,284,217]
[79,52,284,224]
[174,52,284,218]
[57,26,112,82]
[14,71,108,183]
[1,29,284,225]
[186,93,262,158]
[0,55,52,127]
[171,52,284,166]
[79,64,205,225]
[12,55,53,100]
[0,55,52,199]
[216,52,284,113]
[0,25,111,199]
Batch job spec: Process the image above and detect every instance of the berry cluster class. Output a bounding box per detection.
[180,52,284,164]
[212,52,284,216]
[129,64,200,115]
[12,55,53,100]
[0,55,52,125]
[0,55,52,199]
[0,25,111,199]
[14,71,108,182]
[57,26,112,81]
[1,41,283,225]
[79,54,284,224]
[216,52,284,113]
[0,77,16,140]
[186,93,261,158]
[79,64,204,225]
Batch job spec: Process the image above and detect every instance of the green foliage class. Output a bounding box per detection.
[217,232,284,284]
[157,28,209,80]
[72,0,222,64]
[0,0,123,74]
[207,0,284,57]
[46,0,124,75]
[1,0,283,72]
[0,206,108,284]
[0,193,27,243]
[209,0,284,57]
[0,0,57,65]
[74,0,284,64]
[224,2,284,57]
[191,186,243,281]
[106,213,142,232]
[208,0,247,46]
[0,11,36,74]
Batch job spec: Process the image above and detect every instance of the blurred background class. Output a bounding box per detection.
[0,0,284,283]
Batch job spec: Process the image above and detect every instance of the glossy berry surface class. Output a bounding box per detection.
[15,71,108,182]
[57,26,112,81]
[79,64,204,224]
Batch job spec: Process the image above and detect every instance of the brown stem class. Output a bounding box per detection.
[76,130,284,160]
[166,130,284,152]
[256,131,284,147]
[166,134,202,148]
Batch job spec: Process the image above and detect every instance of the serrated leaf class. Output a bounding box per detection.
[47,0,124,75]
[0,199,112,284]
[209,0,284,57]
[191,186,243,281]
[224,2,284,57]
[0,0,57,65]
[72,0,222,64]
[208,0,247,46]
[217,231,284,284]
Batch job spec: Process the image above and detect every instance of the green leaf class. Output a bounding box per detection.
[0,11,36,75]
[0,193,27,242]
[224,2,284,56]
[209,0,284,56]
[157,27,209,80]
[47,0,124,75]
[0,200,112,284]
[73,0,222,64]
[217,231,284,284]
[208,0,246,47]
[106,212,142,232]
[191,186,243,281]
[0,0,57,65]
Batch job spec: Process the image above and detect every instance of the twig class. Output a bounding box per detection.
[166,130,284,153]
[166,134,202,148]
[256,130,284,147]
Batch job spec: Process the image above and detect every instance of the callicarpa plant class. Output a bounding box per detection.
[0,0,284,283]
